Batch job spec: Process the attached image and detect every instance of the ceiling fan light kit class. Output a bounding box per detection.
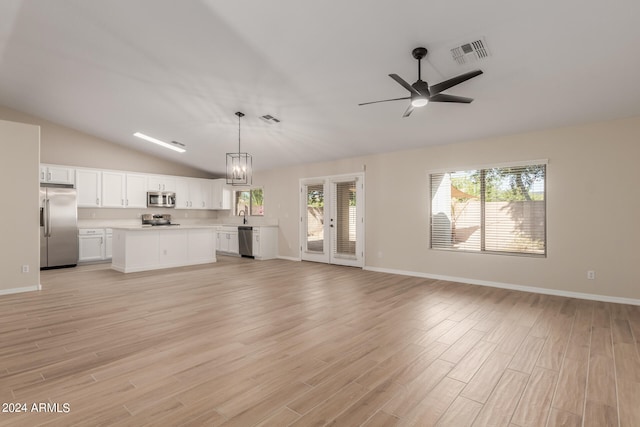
[359,46,483,117]
[226,112,252,186]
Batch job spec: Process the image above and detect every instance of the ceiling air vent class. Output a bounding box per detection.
[259,114,281,124]
[451,37,490,65]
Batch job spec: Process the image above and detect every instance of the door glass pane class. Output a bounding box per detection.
[333,181,357,258]
[306,184,324,253]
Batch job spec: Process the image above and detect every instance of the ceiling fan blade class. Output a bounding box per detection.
[358,96,410,106]
[389,74,420,95]
[429,70,483,95]
[402,104,414,117]
[429,93,474,103]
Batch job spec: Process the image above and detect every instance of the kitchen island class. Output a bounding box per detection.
[111,225,217,273]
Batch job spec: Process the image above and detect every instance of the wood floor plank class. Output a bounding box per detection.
[288,381,368,427]
[471,369,529,427]
[546,408,582,427]
[617,379,640,427]
[447,340,497,383]
[511,366,558,427]
[383,359,454,418]
[402,377,466,427]
[434,396,482,427]
[552,356,588,416]
[508,335,545,374]
[253,407,300,427]
[361,410,401,427]
[0,259,634,426]
[324,379,403,427]
[460,350,513,404]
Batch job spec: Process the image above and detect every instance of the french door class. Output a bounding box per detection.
[300,173,364,267]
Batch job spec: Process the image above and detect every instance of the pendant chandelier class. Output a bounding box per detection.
[226,111,252,185]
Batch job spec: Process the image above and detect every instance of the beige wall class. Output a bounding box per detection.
[255,116,640,301]
[0,106,213,177]
[0,119,40,292]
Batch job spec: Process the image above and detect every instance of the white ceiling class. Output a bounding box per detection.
[2,0,640,175]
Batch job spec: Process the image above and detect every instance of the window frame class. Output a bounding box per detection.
[429,160,547,258]
[233,187,264,216]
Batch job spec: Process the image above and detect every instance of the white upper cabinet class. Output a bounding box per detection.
[76,169,102,207]
[126,174,148,208]
[198,179,213,209]
[175,178,192,209]
[148,175,176,192]
[211,179,231,210]
[48,164,227,211]
[175,178,212,209]
[102,172,147,208]
[40,164,75,185]
[102,171,126,208]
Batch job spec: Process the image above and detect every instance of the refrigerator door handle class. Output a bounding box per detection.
[45,198,52,237]
[40,206,45,227]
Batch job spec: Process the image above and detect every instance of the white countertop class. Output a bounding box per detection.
[78,219,279,229]
[110,224,219,231]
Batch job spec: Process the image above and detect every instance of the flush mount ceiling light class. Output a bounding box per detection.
[226,112,252,186]
[133,132,186,153]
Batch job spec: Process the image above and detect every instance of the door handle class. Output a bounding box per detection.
[45,199,51,237]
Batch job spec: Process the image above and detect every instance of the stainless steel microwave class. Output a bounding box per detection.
[147,191,176,208]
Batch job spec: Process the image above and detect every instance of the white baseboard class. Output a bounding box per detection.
[363,266,640,307]
[0,284,42,296]
[277,255,301,262]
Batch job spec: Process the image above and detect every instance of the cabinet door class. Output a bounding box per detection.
[102,171,126,208]
[149,175,177,192]
[105,233,113,259]
[148,176,164,191]
[79,235,104,261]
[196,179,213,209]
[252,231,261,257]
[175,178,191,209]
[216,232,224,252]
[228,232,239,254]
[211,179,231,210]
[76,169,102,207]
[126,174,148,208]
[41,165,75,184]
[188,229,215,263]
[159,231,188,266]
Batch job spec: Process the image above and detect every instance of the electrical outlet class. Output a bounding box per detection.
[587,270,595,280]
[22,265,29,273]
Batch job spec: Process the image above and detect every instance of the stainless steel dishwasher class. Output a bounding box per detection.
[238,226,253,258]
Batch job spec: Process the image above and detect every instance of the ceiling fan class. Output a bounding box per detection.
[359,47,483,117]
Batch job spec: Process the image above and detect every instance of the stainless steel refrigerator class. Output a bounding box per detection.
[40,184,78,269]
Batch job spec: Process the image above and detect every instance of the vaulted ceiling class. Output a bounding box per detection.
[2,0,640,175]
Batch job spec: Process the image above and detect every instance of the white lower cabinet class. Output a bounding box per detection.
[105,229,113,259]
[78,229,106,262]
[111,228,216,273]
[216,227,239,255]
[252,227,278,260]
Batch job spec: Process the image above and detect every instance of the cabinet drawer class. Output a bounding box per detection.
[79,228,105,236]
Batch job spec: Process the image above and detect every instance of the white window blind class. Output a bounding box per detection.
[430,164,546,256]
[332,180,357,257]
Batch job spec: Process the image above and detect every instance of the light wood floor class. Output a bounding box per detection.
[1,257,640,426]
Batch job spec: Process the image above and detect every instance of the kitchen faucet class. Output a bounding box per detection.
[240,209,248,224]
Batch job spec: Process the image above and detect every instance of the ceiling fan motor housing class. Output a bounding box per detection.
[412,47,428,60]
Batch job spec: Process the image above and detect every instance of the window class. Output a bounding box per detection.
[234,188,264,216]
[430,163,546,256]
